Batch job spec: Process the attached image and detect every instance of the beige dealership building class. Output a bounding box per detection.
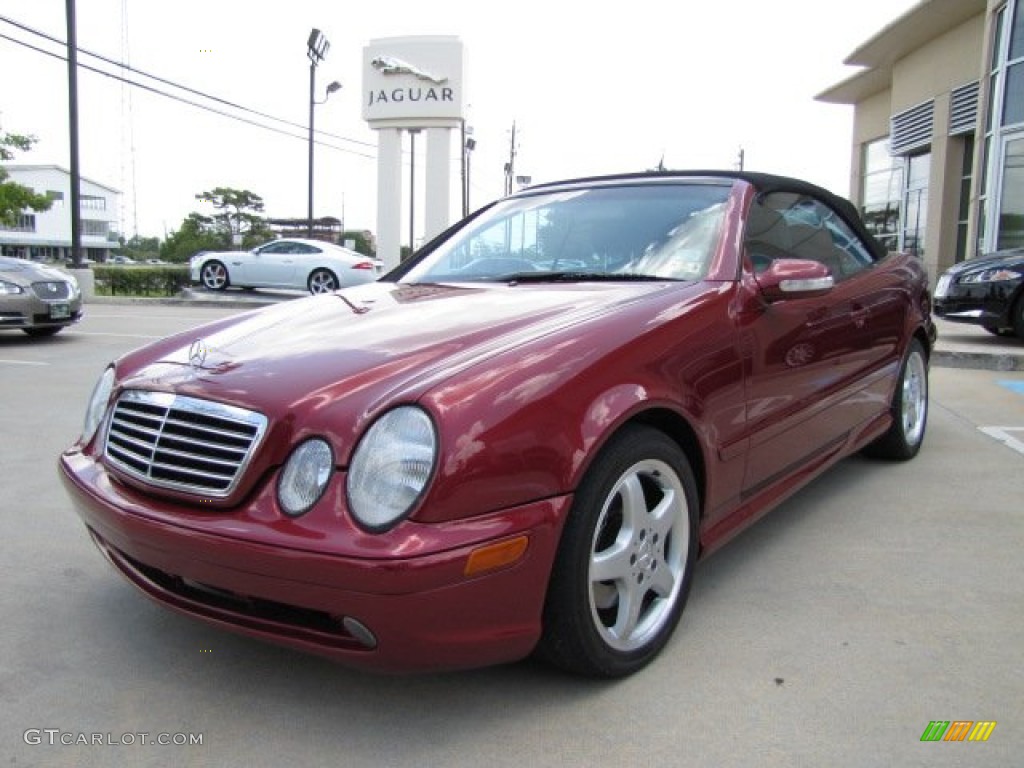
[817,0,1023,282]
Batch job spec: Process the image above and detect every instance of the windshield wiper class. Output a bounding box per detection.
[501,271,673,284]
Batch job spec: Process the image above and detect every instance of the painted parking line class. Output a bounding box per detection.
[979,426,1024,456]
[0,359,49,366]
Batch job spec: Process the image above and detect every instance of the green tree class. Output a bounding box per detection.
[161,187,276,262]
[195,187,273,244]
[159,213,227,262]
[119,234,161,261]
[0,129,52,226]
[341,230,376,257]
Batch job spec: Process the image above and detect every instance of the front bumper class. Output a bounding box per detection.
[933,279,1021,328]
[59,449,571,672]
[0,291,82,330]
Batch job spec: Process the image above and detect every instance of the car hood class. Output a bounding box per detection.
[943,248,1024,276]
[117,280,679,454]
[0,257,75,285]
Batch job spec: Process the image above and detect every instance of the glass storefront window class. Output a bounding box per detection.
[903,153,931,257]
[956,135,975,262]
[1009,0,1024,60]
[997,136,1024,249]
[1003,63,1024,126]
[993,6,1006,69]
[861,137,903,252]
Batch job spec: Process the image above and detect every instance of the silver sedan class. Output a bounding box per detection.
[0,257,83,337]
[190,238,385,294]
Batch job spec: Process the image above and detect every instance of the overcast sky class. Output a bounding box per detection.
[1,0,919,243]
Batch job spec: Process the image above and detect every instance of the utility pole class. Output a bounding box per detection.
[504,121,517,196]
[461,119,467,217]
[737,146,745,171]
[463,127,476,217]
[66,0,82,266]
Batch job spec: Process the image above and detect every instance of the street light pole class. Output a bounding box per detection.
[306,28,331,239]
[307,58,316,238]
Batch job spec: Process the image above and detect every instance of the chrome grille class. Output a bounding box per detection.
[31,281,72,300]
[104,391,268,497]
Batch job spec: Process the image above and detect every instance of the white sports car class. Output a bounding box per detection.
[190,238,384,294]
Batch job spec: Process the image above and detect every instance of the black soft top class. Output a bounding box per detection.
[522,170,886,262]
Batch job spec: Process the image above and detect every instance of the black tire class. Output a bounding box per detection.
[200,260,229,291]
[23,326,62,337]
[863,338,928,460]
[1013,297,1024,341]
[308,268,339,294]
[537,425,699,678]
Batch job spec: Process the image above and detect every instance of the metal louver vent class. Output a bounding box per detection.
[104,391,267,498]
[949,81,979,135]
[890,100,934,155]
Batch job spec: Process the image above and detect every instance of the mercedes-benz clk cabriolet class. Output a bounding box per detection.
[60,171,935,677]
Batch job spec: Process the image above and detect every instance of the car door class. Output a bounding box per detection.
[288,243,324,288]
[739,193,900,496]
[244,242,297,287]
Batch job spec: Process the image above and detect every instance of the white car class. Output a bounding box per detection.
[190,238,385,294]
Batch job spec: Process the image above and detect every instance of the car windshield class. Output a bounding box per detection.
[400,183,732,284]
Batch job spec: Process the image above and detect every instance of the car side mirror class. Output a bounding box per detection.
[755,258,834,302]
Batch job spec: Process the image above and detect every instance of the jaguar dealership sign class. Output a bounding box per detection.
[363,36,465,269]
[362,37,464,126]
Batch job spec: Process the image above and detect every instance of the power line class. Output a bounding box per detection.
[0,14,378,157]
[0,13,376,150]
[0,30,375,159]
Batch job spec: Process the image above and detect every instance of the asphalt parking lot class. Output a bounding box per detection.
[1,302,1022,767]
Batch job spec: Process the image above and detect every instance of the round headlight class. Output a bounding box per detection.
[82,366,115,446]
[347,406,437,532]
[277,439,334,516]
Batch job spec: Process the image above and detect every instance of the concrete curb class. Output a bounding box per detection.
[85,291,291,311]
[932,349,1022,371]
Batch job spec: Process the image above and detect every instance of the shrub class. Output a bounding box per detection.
[93,265,191,297]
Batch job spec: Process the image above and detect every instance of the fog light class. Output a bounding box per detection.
[342,617,377,649]
[277,439,333,516]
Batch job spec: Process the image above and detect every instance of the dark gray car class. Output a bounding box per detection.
[0,257,83,336]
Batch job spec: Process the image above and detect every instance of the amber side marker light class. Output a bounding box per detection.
[464,536,529,576]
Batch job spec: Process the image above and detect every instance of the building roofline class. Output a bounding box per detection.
[1,164,121,194]
[815,0,987,105]
[844,0,986,68]
[815,66,892,105]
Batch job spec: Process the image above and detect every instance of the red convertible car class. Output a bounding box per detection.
[60,171,935,677]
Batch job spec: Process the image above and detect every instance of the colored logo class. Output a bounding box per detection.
[920,721,996,742]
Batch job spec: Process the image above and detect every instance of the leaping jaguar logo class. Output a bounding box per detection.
[371,55,447,84]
